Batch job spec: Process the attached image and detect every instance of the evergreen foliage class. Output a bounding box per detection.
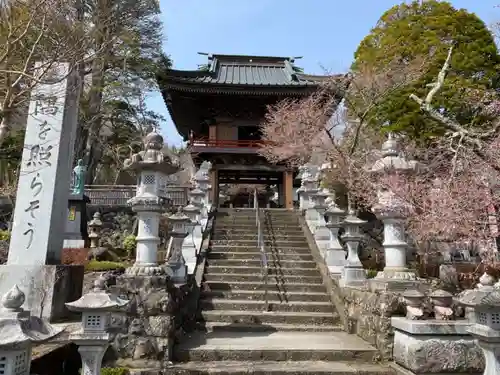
[352,0,500,140]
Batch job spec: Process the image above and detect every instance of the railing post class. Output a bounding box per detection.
[254,188,269,312]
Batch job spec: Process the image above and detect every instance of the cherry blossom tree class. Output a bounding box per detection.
[259,47,500,259]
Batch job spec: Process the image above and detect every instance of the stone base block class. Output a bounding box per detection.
[375,268,417,281]
[369,279,423,293]
[182,245,197,275]
[392,317,483,374]
[0,264,84,322]
[107,274,194,369]
[168,263,187,283]
[63,239,85,248]
[325,248,345,275]
[343,266,366,285]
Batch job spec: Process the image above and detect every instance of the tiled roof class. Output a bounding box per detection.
[159,54,326,89]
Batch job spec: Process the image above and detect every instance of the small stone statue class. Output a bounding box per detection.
[402,289,425,320]
[72,159,86,195]
[430,289,454,320]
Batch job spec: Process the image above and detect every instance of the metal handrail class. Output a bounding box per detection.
[254,188,269,311]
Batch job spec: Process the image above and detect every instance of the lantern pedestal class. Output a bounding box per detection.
[341,213,367,286]
[78,345,108,375]
[325,222,346,276]
[166,209,190,284]
[324,203,345,275]
[183,203,201,275]
[168,235,188,283]
[375,211,416,281]
[126,196,165,276]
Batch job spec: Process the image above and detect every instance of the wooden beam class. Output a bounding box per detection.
[215,164,287,172]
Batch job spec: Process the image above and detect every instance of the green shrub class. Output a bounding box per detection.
[85,260,126,272]
[0,230,10,241]
[122,234,136,257]
[101,368,129,375]
[366,269,378,279]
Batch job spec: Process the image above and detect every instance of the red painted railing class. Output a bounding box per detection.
[189,138,270,148]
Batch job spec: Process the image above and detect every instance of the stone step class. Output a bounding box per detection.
[200,322,343,333]
[207,252,315,261]
[212,234,307,242]
[213,229,306,236]
[200,299,333,313]
[211,240,309,247]
[215,224,303,230]
[207,259,317,269]
[174,331,377,362]
[205,266,319,277]
[216,216,300,221]
[209,245,312,254]
[168,361,394,375]
[203,273,323,283]
[201,290,330,302]
[203,281,327,293]
[200,310,337,326]
[216,221,301,226]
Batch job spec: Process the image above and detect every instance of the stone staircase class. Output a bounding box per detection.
[170,209,394,375]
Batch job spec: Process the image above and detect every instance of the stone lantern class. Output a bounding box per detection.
[297,164,320,211]
[324,202,346,276]
[0,285,63,375]
[88,212,103,249]
[189,187,206,223]
[66,275,129,375]
[123,131,180,276]
[194,161,212,212]
[341,211,367,285]
[166,208,190,283]
[457,287,500,375]
[369,134,420,281]
[181,203,201,274]
[306,188,331,254]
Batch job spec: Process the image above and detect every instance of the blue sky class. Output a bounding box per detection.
[150,0,499,147]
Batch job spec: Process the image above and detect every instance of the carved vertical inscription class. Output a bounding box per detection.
[8,62,74,265]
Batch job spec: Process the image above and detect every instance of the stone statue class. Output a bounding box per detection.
[72,159,86,195]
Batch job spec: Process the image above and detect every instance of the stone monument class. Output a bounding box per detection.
[0,62,84,321]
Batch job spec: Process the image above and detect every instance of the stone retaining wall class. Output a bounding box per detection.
[330,278,405,360]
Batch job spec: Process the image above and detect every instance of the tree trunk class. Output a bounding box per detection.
[83,45,107,184]
[0,109,13,147]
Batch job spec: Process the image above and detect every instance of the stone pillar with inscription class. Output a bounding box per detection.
[124,131,180,276]
[0,62,84,321]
